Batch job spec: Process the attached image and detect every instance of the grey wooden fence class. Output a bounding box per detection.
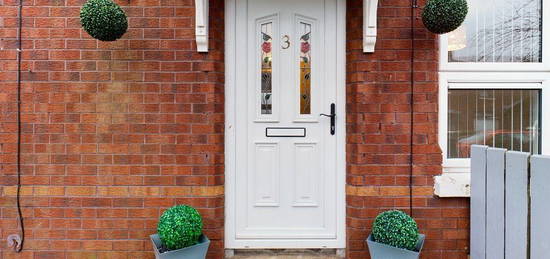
[470,145,550,259]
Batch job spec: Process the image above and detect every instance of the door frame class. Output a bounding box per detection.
[224,0,347,249]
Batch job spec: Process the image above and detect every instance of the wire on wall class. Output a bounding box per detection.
[13,0,25,252]
[409,0,418,217]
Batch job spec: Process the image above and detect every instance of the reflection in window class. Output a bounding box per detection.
[448,0,542,62]
[448,89,540,158]
[299,23,311,114]
[261,23,273,114]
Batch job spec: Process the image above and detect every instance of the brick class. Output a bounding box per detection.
[35,39,66,49]
[112,198,143,207]
[66,186,96,196]
[50,50,81,60]
[66,61,97,71]
[97,187,129,197]
[128,186,160,196]
[50,28,81,38]
[50,7,80,16]
[2,186,33,196]
[81,50,111,60]
[35,18,66,28]
[34,208,65,218]
[34,186,65,196]
[82,240,113,251]
[21,6,49,16]
[66,40,97,49]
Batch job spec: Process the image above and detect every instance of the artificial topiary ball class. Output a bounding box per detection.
[422,0,468,34]
[372,210,419,251]
[157,205,203,250]
[80,0,128,41]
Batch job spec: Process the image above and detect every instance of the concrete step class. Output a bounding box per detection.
[225,249,345,259]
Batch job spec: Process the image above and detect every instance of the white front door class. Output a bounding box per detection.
[226,0,345,248]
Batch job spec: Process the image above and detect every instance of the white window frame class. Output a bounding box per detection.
[439,72,550,174]
[437,72,550,197]
[439,1,550,72]
[437,0,550,197]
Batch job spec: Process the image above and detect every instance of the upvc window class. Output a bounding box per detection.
[448,88,541,158]
[436,0,550,197]
[439,75,550,175]
[439,0,549,71]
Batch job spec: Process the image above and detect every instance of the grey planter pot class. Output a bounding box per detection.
[150,234,210,259]
[366,234,425,259]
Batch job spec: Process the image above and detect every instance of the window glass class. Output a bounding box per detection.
[299,22,312,114]
[448,89,541,158]
[261,22,273,114]
[448,0,542,62]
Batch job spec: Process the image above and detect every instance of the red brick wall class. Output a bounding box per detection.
[0,0,470,258]
[345,0,469,258]
[0,0,225,258]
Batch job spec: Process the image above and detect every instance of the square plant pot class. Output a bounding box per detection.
[150,234,210,259]
[366,234,425,259]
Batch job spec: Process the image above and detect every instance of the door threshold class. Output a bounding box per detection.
[225,249,346,258]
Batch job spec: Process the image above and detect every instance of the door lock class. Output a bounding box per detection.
[320,103,336,135]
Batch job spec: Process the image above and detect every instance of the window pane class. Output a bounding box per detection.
[448,89,540,158]
[299,22,312,114]
[261,22,273,114]
[448,0,542,63]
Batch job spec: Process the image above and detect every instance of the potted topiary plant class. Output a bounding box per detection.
[150,205,210,259]
[366,210,425,259]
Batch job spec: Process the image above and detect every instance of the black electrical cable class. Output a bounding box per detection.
[14,0,25,252]
[409,0,418,217]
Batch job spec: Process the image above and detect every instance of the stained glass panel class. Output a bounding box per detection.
[299,23,311,114]
[261,22,273,115]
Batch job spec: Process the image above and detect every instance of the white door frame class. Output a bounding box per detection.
[224,0,347,249]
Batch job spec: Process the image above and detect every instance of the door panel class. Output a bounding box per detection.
[253,142,280,207]
[234,0,340,243]
[293,142,320,207]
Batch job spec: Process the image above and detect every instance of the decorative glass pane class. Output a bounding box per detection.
[299,23,311,114]
[448,0,542,62]
[261,22,273,114]
[448,89,540,158]
[260,23,273,114]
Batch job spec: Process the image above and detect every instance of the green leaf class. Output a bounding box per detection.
[262,32,272,41]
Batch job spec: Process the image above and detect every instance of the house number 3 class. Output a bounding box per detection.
[281,35,290,49]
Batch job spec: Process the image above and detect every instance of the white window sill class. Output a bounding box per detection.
[434,173,470,197]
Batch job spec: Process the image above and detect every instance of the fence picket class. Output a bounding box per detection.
[504,152,529,259]
[470,146,550,258]
[470,145,488,259]
[530,155,550,258]
[485,148,506,259]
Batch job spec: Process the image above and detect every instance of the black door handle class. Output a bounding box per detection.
[320,103,335,135]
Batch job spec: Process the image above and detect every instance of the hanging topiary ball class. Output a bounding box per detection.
[80,0,128,41]
[421,0,468,34]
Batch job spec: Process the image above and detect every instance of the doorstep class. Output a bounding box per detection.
[225,249,345,259]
